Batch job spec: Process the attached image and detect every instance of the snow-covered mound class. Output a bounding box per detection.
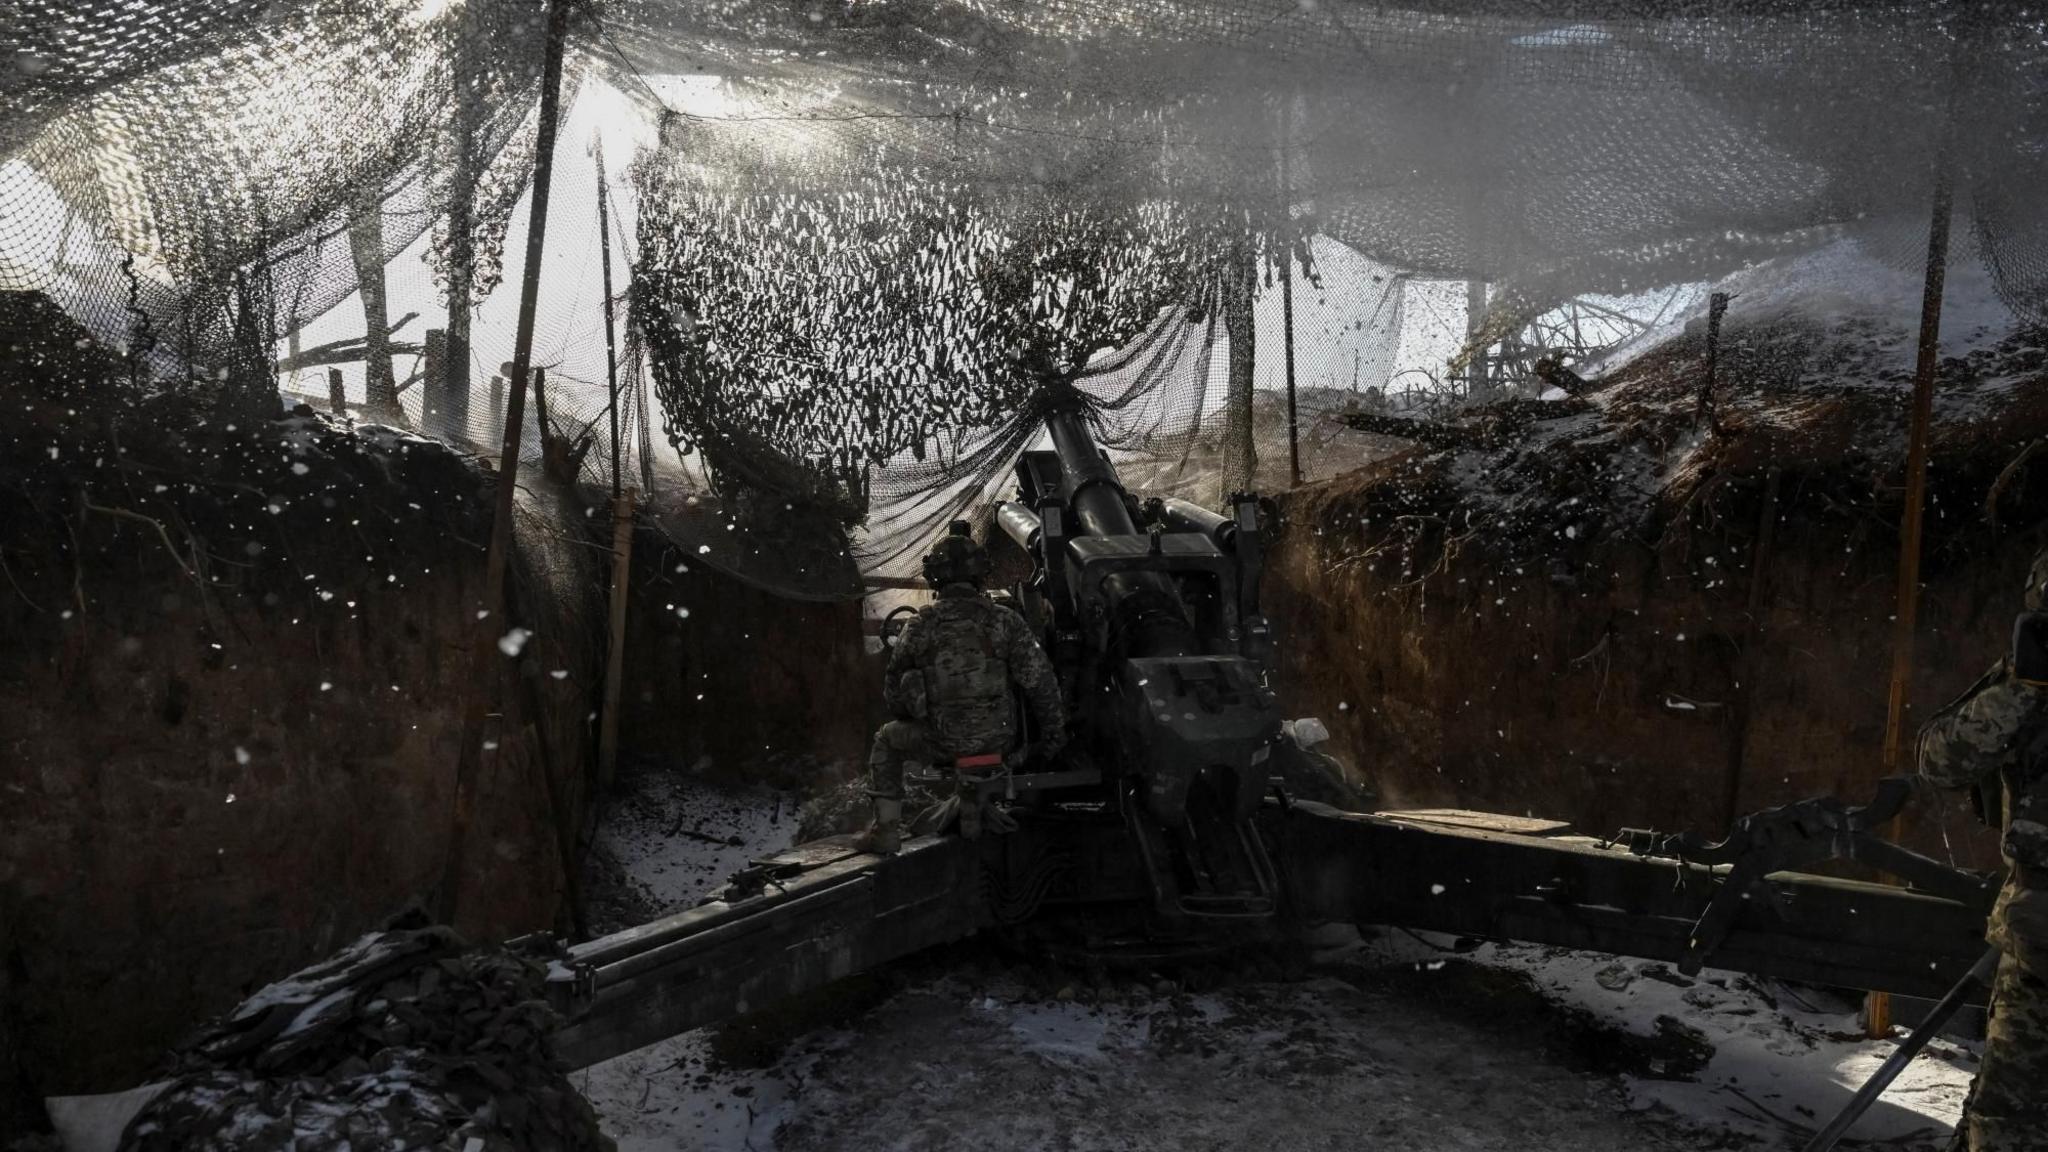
[1593,237,2031,383]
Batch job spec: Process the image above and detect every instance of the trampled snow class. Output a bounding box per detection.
[578,784,1977,1151]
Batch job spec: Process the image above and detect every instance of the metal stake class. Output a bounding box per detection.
[1807,948,1997,1152]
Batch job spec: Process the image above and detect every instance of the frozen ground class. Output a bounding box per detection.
[577,783,1978,1152]
[581,768,801,936]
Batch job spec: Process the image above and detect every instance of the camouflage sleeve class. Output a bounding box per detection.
[1002,610,1066,748]
[882,612,930,719]
[1916,666,2046,791]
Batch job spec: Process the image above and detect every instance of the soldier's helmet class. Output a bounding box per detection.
[2027,548,2048,612]
[922,521,991,590]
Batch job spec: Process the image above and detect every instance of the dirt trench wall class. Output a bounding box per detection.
[0,309,603,1127]
[1265,466,2029,865]
[615,522,875,783]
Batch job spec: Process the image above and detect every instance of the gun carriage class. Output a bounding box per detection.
[546,398,1999,1071]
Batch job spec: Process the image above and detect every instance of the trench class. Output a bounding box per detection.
[3,279,2042,1148]
[0,292,875,1133]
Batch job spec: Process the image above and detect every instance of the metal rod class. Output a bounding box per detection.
[1805,947,1998,1152]
[596,139,623,501]
[438,0,572,925]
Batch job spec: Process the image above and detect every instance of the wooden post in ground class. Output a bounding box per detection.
[1277,95,1301,489]
[1221,239,1257,499]
[348,189,406,427]
[1695,292,1730,436]
[422,329,446,432]
[532,365,551,454]
[598,488,638,792]
[327,367,346,417]
[437,0,572,928]
[1866,122,1957,1041]
[596,140,624,501]
[1723,465,1781,832]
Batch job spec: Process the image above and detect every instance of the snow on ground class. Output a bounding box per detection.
[1587,234,2033,389]
[1392,934,1976,1149]
[583,769,800,935]
[576,783,1979,1152]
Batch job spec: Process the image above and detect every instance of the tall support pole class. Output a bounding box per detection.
[1278,96,1301,489]
[598,487,637,792]
[596,140,623,501]
[595,140,633,793]
[348,189,405,427]
[1221,239,1257,499]
[1724,464,1781,833]
[438,0,572,927]
[1866,121,1957,1040]
[443,9,480,445]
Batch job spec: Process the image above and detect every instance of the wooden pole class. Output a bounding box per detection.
[594,147,632,794]
[1222,239,1257,499]
[348,189,405,427]
[1278,96,1301,489]
[443,6,480,444]
[327,367,346,417]
[532,365,551,452]
[597,487,637,792]
[1695,292,1730,436]
[596,140,624,501]
[1466,279,1488,399]
[438,0,571,926]
[1723,465,1781,832]
[1865,123,1957,1040]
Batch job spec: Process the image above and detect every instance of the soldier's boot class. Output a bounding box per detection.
[958,791,983,841]
[853,797,903,855]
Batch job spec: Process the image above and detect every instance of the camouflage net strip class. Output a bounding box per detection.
[3,0,2047,593]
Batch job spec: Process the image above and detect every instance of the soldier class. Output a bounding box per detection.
[854,521,1066,855]
[1917,549,2048,1152]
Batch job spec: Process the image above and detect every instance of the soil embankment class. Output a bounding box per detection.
[618,492,875,782]
[0,295,871,1136]
[0,293,605,1128]
[1265,248,2048,856]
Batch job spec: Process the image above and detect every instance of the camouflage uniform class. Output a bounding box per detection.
[867,585,1066,802]
[1918,628,2048,1151]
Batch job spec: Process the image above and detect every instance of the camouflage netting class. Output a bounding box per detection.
[4,0,2047,592]
[119,921,610,1152]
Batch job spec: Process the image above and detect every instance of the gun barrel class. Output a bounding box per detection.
[1043,406,1195,658]
[1045,408,1135,538]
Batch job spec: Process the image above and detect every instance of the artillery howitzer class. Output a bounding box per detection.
[545,397,1999,1069]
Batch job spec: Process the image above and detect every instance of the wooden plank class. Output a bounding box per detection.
[1381,809,1572,836]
